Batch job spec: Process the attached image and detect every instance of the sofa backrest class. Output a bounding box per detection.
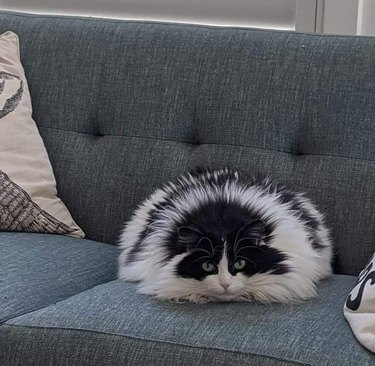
[1,11,375,275]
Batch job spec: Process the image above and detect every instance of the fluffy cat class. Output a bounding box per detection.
[118,167,332,303]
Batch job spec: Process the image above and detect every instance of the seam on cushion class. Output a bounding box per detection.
[294,37,320,153]
[192,29,209,141]
[2,323,311,366]
[0,278,118,324]
[38,126,197,143]
[39,125,375,164]
[1,10,375,41]
[39,126,99,138]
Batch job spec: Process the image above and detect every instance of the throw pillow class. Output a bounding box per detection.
[0,31,84,238]
[344,253,375,353]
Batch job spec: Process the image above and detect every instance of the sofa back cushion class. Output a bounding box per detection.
[1,12,374,275]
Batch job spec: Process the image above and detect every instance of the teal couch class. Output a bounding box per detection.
[1,11,375,365]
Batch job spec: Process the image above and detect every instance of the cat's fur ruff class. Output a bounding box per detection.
[118,167,332,303]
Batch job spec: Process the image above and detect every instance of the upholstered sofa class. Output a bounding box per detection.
[1,10,375,365]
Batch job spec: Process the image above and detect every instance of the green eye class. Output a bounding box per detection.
[202,262,215,272]
[234,259,246,270]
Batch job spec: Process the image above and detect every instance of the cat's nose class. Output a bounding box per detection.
[220,281,231,290]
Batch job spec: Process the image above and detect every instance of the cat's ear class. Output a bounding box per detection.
[177,225,203,240]
[242,220,265,238]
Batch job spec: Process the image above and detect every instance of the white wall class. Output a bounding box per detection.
[320,0,375,36]
[358,0,375,36]
[321,0,359,35]
[0,0,315,31]
[1,0,375,35]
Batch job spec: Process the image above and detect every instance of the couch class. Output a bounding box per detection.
[1,10,375,365]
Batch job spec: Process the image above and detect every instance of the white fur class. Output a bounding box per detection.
[118,168,332,303]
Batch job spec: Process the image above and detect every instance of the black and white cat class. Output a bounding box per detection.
[118,167,332,303]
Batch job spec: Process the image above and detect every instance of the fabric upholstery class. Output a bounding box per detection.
[2,275,374,365]
[0,12,375,274]
[0,232,118,323]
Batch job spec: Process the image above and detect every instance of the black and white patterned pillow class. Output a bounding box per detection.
[0,32,84,238]
[344,253,375,353]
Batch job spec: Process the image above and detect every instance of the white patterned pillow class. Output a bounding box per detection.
[0,31,84,238]
[344,253,375,353]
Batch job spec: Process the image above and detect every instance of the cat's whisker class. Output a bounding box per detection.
[234,236,260,247]
[188,256,211,266]
[240,292,254,302]
[206,237,215,255]
[233,220,260,252]
[234,255,257,266]
[235,245,268,255]
[191,247,211,256]
[196,237,215,255]
[233,227,244,253]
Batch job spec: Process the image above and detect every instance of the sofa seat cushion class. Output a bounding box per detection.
[0,232,118,323]
[2,276,374,365]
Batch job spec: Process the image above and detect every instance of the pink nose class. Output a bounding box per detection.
[220,281,231,289]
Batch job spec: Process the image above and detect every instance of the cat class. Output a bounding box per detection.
[118,167,332,303]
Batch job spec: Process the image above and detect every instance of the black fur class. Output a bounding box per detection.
[172,200,289,281]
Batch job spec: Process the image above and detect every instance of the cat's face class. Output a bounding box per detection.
[171,208,290,302]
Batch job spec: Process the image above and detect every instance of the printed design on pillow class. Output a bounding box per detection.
[0,71,23,119]
[0,169,75,235]
[346,254,375,311]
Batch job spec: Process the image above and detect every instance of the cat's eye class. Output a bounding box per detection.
[234,259,246,270]
[202,262,215,272]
